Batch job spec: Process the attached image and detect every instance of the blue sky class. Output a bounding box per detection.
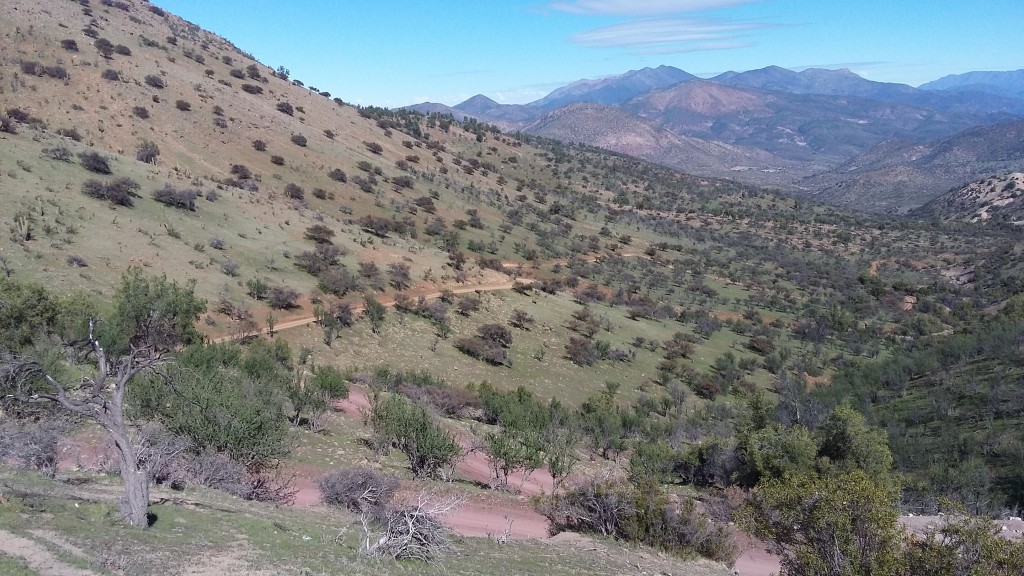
[155,1,1023,108]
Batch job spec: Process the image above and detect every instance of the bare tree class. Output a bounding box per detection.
[0,270,204,528]
[2,322,163,527]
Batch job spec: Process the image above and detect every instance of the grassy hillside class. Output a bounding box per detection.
[2,1,1024,573]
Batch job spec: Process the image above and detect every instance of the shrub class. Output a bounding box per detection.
[220,260,240,277]
[61,39,80,52]
[0,419,70,478]
[42,147,73,162]
[81,177,140,207]
[328,168,347,182]
[20,61,42,76]
[245,64,263,80]
[268,286,300,309]
[113,44,131,56]
[240,83,263,95]
[78,151,112,174]
[56,127,83,142]
[270,155,285,165]
[510,308,535,330]
[284,183,304,200]
[290,134,307,147]
[364,141,383,154]
[230,164,252,180]
[303,224,335,244]
[101,68,120,81]
[0,115,17,134]
[152,184,199,211]
[252,139,266,151]
[276,101,294,116]
[132,106,150,119]
[539,474,736,563]
[318,467,399,513]
[175,100,192,112]
[136,140,160,164]
[565,336,600,366]
[144,74,166,88]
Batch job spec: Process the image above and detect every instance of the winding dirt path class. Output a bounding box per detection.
[212,279,533,344]
[300,386,553,540]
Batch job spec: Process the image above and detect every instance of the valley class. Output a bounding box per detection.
[0,1,1022,575]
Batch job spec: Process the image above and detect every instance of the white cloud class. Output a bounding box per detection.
[569,17,768,49]
[550,0,758,15]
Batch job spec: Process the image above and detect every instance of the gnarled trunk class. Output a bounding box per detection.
[111,427,150,528]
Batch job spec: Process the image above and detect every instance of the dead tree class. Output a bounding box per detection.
[359,491,464,562]
[2,321,164,527]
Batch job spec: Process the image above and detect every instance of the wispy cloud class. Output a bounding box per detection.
[569,17,771,52]
[550,0,759,15]
[790,61,890,71]
[636,41,751,55]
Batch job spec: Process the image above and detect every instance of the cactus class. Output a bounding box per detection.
[13,213,32,241]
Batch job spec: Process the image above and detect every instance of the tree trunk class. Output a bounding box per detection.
[111,428,150,528]
[119,462,150,528]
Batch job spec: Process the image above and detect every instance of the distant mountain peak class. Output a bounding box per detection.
[530,65,695,110]
[456,94,499,109]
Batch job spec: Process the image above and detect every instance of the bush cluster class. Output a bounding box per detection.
[152,184,199,211]
[82,177,140,207]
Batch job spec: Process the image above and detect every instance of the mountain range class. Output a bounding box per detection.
[408,66,1024,212]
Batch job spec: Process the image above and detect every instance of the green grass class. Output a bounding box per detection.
[0,554,37,576]
[0,468,732,576]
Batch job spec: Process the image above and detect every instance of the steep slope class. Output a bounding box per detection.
[914,172,1024,225]
[800,119,1024,212]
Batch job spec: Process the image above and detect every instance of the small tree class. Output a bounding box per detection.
[364,295,387,334]
[370,394,460,480]
[135,140,160,164]
[484,428,543,492]
[387,262,412,290]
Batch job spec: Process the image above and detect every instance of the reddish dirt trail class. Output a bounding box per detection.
[732,532,781,576]
[309,386,553,540]
[212,278,533,344]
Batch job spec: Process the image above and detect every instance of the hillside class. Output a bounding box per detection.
[914,172,1024,225]
[800,119,1024,212]
[522,101,800,184]
[2,1,1024,575]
